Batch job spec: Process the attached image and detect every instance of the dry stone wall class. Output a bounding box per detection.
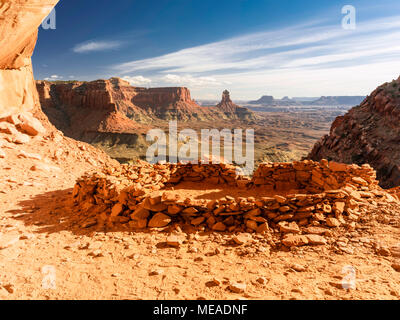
[72,160,395,247]
[252,160,378,192]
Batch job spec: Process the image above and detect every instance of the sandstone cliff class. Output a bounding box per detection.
[36,78,148,136]
[37,78,205,125]
[37,79,256,124]
[36,79,259,161]
[308,76,400,188]
[0,0,118,181]
[130,86,216,121]
[0,0,59,118]
[248,95,302,106]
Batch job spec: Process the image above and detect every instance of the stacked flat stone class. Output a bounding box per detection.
[72,160,396,247]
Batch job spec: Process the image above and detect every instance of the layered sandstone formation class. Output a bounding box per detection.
[248,95,302,106]
[72,159,398,248]
[0,0,58,117]
[36,79,257,160]
[247,95,365,107]
[0,0,118,184]
[36,78,147,136]
[310,96,365,106]
[37,79,256,125]
[131,86,211,121]
[308,77,400,188]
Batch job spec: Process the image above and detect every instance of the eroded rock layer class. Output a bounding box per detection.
[0,0,58,117]
[308,76,400,188]
[36,79,256,158]
[36,79,256,128]
[0,0,119,187]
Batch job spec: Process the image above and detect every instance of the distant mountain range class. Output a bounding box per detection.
[247,95,302,106]
[246,95,366,106]
[309,96,366,106]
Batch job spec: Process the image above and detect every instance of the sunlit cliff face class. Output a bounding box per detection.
[0,0,58,117]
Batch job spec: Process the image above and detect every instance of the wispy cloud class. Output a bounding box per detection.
[112,15,400,98]
[44,74,63,80]
[162,74,223,86]
[73,40,122,53]
[122,75,152,86]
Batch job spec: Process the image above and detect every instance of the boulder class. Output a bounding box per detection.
[16,113,46,136]
[282,234,309,247]
[278,221,300,234]
[148,213,171,228]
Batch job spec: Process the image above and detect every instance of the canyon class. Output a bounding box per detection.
[36,79,344,165]
[1,0,400,301]
[36,78,256,161]
[36,78,256,128]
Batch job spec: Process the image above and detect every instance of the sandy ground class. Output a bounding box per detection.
[1,134,400,300]
[164,182,299,201]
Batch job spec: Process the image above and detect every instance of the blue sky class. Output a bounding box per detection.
[33,0,400,99]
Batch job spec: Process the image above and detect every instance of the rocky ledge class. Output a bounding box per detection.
[308,76,400,188]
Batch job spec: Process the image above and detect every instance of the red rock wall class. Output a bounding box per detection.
[132,87,194,105]
[0,0,59,117]
[308,77,400,188]
[36,79,145,137]
[37,79,257,126]
[37,80,117,112]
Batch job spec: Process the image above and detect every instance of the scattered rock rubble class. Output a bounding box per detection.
[72,159,399,248]
[0,112,45,144]
[308,76,400,188]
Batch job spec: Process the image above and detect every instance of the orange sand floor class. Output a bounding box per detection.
[162,182,304,200]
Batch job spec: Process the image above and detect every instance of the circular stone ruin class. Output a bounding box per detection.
[72,159,395,247]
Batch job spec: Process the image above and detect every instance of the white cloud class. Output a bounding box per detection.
[111,15,400,99]
[122,75,152,86]
[44,75,63,81]
[113,16,400,74]
[163,74,221,86]
[73,40,122,53]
